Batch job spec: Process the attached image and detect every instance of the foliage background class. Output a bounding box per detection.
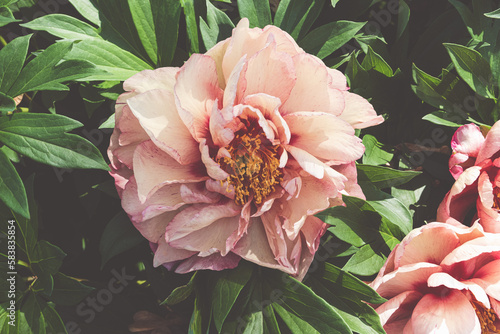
[0,0,499,333]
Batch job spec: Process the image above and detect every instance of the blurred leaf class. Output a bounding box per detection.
[152,0,181,67]
[448,0,482,40]
[8,41,102,96]
[485,8,500,19]
[49,273,94,306]
[0,34,31,94]
[212,261,252,332]
[21,14,101,40]
[128,0,157,63]
[0,6,19,27]
[443,43,495,99]
[200,0,234,50]
[396,0,410,40]
[0,149,28,218]
[64,39,152,81]
[357,164,420,189]
[68,0,100,26]
[299,21,366,59]
[161,272,197,306]
[99,210,144,268]
[31,240,66,296]
[362,134,394,165]
[331,0,340,7]
[0,113,109,170]
[237,0,272,28]
[274,0,325,40]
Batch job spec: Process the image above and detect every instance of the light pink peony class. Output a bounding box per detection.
[438,122,500,233]
[108,18,383,279]
[370,222,500,334]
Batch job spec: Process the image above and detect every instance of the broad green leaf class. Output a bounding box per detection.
[422,110,465,127]
[64,38,153,81]
[485,8,500,18]
[0,34,31,93]
[237,0,272,28]
[8,41,102,96]
[161,272,197,306]
[200,0,234,50]
[0,92,15,114]
[128,0,157,63]
[0,145,19,163]
[362,134,394,165]
[299,21,366,59]
[99,210,144,268]
[15,292,66,334]
[0,0,18,7]
[0,149,28,218]
[0,6,19,27]
[98,113,115,129]
[274,0,326,40]
[361,46,393,77]
[212,261,253,332]
[49,272,94,306]
[444,43,495,98]
[0,113,109,170]
[68,0,100,26]
[267,272,352,334]
[357,164,420,189]
[342,243,386,276]
[152,0,181,67]
[181,0,201,53]
[20,14,100,40]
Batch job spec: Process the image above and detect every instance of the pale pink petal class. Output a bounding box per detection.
[109,166,133,197]
[451,124,485,157]
[330,162,365,199]
[327,68,348,91]
[427,272,490,307]
[477,171,500,233]
[174,54,223,142]
[180,182,221,204]
[134,210,179,243]
[472,259,500,301]
[295,219,327,281]
[374,290,422,329]
[124,67,178,94]
[164,201,240,243]
[209,102,235,147]
[153,237,196,267]
[285,112,364,164]
[280,54,344,116]
[205,179,235,200]
[284,145,326,179]
[127,89,200,165]
[133,141,208,201]
[206,38,230,89]
[174,252,241,273]
[410,290,481,334]
[116,105,149,147]
[477,121,500,163]
[339,91,384,129]
[449,152,470,180]
[199,139,229,180]
[237,41,296,105]
[222,54,247,108]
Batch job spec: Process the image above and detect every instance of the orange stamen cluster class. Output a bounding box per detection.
[493,186,500,210]
[217,118,282,205]
[470,298,498,333]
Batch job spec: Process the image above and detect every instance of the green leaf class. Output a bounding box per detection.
[152,0,181,67]
[98,113,115,129]
[361,46,394,77]
[49,272,94,306]
[299,21,366,59]
[68,0,100,26]
[14,292,67,334]
[31,240,66,296]
[0,149,28,218]
[0,6,19,27]
[99,210,144,268]
[20,14,101,40]
[485,8,500,18]
[212,262,253,332]
[443,43,495,98]
[0,34,31,93]
[64,39,153,81]
[448,0,482,40]
[128,0,157,64]
[200,0,234,50]
[357,164,421,189]
[0,113,109,170]
[181,0,201,53]
[362,134,394,165]
[422,110,465,127]
[161,272,197,306]
[396,0,410,40]
[8,41,102,96]
[237,0,272,28]
[0,92,15,114]
[331,0,340,7]
[267,272,352,334]
[342,243,387,276]
[274,0,326,40]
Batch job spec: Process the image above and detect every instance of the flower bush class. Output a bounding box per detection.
[370,222,500,333]
[108,18,383,279]
[438,122,500,233]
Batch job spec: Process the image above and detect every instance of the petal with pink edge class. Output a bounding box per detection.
[477,121,500,163]
[124,67,178,94]
[174,252,241,274]
[472,259,500,301]
[427,272,490,307]
[451,124,485,157]
[374,290,422,329]
[339,91,384,129]
[410,290,481,334]
[153,237,196,267]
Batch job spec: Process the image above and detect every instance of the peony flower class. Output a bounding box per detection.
[437,122,500,233]
[370,222,500,334]
[108,18,383,280]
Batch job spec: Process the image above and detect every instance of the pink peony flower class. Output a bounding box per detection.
[108,18,383,279]
[438,122,500,233]
[370,222,500,334]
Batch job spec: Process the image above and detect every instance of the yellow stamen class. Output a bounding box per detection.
[471,298,498,333]
[217,118,282,205]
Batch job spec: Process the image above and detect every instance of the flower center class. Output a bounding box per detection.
[493,187,500,210]
[471,299,498,333]
[217,118,282,205]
